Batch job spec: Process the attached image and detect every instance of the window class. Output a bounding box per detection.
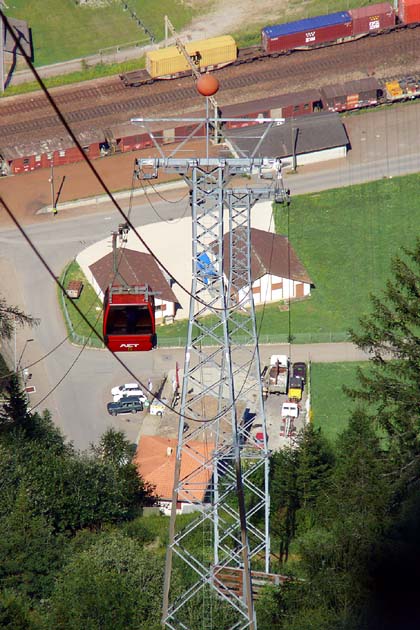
[58,150,66,157]
[303,103,309,110]
[293,105,300,112]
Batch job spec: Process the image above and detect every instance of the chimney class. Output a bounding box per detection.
[166,447,173,457]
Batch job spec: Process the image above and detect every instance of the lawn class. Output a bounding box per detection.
[310,361,368,443]
[5,0,199,66]
[157,173,420,346]
[59,260,104,346]
[273,173,420,337]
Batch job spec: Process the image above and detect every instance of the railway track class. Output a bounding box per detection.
[0,26,419,142]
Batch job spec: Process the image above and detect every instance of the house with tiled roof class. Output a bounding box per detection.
[88,249,179,323]
[133,435,214,515]
[220,227,313,305]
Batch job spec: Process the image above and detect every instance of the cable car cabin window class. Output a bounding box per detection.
[106,304,153,335]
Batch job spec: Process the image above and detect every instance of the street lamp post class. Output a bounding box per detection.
[16,338,34,373]
[48,161,57,215]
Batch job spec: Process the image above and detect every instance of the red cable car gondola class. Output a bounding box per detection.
[103,285,156,352]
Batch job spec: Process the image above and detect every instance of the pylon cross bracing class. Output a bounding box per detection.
[135,154,288,630]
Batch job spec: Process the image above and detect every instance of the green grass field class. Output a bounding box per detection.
[273,173,420,336]
[6,0,198,66]
[310,361,367,442]
[59,261,103,343]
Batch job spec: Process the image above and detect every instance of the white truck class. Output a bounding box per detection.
[281,402,299,419]
[262,354,289,395]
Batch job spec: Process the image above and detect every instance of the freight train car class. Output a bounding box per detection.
[320,77,381,112]
[349,3,396,35]
[121,2,419,87]
[221,89,323,128]
[384,75,420,101]
[146,35,237,79]
[0,73,418,176]
[261,11,353,54]
[399,0,420,23]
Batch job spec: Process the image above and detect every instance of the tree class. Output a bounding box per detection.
[0,296,38,340]
[0,589,42,630]
[0,486,64,599]
[346,239,420,471]
[46,532,165,630]
[0,374,32,435]
[91,427,135,467]
[270,447,299,564]
[295,411,390,628]
[296,423,334,513]
[270,425,333,564]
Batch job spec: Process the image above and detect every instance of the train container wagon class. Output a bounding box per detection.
[384,75,420,101]
[221,89,323,128]
[261,12,352,54]
[349,2,395,36]
[146,35,237,79]
[320,77,381,112]
[398,0,420,23]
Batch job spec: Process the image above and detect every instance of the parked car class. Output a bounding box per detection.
[292,362,307,384]
[255,431,267,446]
[111,383,147,403]
[107,395,144,416]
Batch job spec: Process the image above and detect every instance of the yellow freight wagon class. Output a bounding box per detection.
[146,36,237,79]
[385,80,403,100]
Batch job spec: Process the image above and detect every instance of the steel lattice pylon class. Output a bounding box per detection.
[128,0,292,612]
[135,152,288,630]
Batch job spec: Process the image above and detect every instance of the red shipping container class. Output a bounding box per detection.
[399,0,420,23]
[265,21,352,53]
[262,13,353,54]
[349,3,395,35]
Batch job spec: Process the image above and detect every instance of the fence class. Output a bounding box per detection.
[156,331,352,349]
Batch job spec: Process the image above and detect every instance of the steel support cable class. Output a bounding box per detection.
[0,221,132,385]
[0,11,246,316]
[140,175,190,205]
[29,317,99,414]
[137,175,190,225]
[0,196,248,425]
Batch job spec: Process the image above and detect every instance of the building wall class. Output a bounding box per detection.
[283,146,347,169]
[238,273,311,304]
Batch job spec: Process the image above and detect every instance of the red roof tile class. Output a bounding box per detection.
[134,435,215,502]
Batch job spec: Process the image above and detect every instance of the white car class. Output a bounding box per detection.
[111,383,147,403]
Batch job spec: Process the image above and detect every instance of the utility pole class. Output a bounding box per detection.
[0,1,8,95]
[291,126,299,171]
[49,160,57,215]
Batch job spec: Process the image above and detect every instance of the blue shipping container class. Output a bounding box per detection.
[262,11,352,39]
